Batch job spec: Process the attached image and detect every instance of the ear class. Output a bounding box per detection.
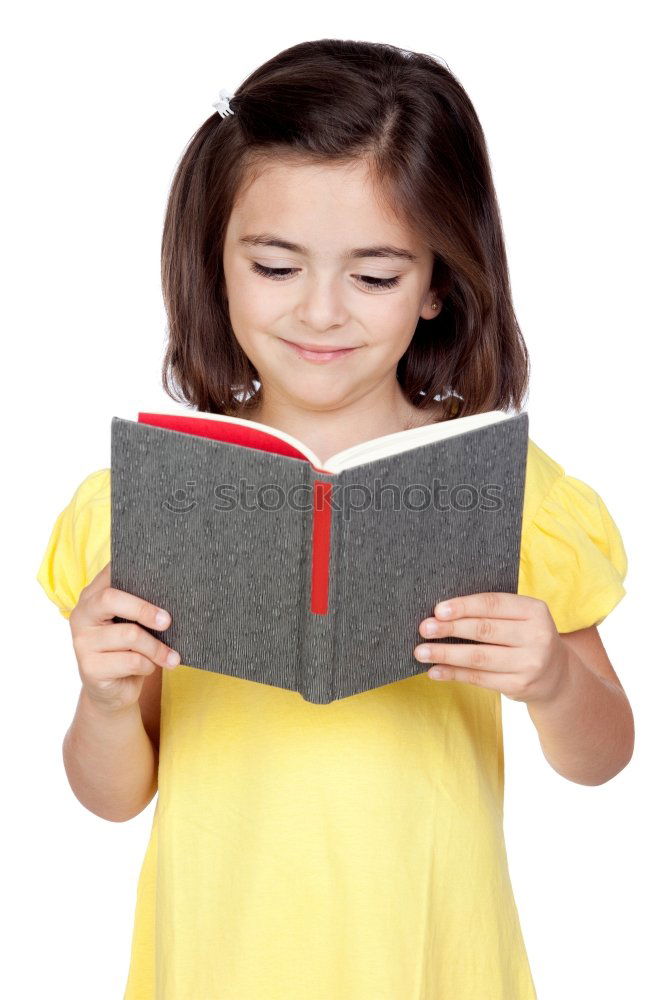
[420,267,452,320]
[420,293,441,322]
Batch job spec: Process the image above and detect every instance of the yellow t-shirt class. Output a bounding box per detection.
[36,437,628,1000]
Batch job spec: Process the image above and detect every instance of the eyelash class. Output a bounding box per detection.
[250,261,400,290]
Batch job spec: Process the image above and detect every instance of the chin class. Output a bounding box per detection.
[289,388,353,410]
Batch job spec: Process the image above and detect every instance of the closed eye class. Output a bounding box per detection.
[250,262,400,290]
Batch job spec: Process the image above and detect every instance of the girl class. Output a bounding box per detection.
[37,39,632,999]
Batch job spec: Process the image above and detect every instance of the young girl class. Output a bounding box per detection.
[37,39,633,999]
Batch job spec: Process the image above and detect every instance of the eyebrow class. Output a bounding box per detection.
[237,232,419,263]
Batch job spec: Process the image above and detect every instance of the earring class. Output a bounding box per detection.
[431,301,438,309]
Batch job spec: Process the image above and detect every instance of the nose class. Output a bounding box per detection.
[293,277,351,331]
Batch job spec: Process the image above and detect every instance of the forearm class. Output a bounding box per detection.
[63,687,157,822]
[527,647,634,785]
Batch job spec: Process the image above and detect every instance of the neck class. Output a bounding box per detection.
[243,384,439,467]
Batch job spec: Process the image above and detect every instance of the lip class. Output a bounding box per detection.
[280,338,359,363]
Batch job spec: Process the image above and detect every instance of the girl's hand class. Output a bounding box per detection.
[68,562,181,715]
[414,593,569,705]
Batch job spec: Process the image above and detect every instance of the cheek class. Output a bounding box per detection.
[226,274,273,347]
[231,278,284,331]
[226,262,254,315]
[371,288,422,337]
[378,312,420,360]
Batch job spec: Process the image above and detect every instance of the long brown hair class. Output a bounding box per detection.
[161,39,530,421]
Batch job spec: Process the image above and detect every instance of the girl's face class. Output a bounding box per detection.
[222,157,438,416]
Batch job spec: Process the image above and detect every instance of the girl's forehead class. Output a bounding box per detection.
[234,157,393,215]
[228,162,423,256]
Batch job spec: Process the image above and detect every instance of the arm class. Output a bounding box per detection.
[61,563,172,823]
[63,687,158,823]
[419,595,633,787]
[527,625,634,786]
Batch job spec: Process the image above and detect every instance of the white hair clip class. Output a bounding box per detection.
[212,89,235,118]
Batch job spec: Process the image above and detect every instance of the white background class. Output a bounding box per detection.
[5,2,664,997]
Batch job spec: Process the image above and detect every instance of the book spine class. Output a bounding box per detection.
[310,479,333,613]
[298,469,339,703]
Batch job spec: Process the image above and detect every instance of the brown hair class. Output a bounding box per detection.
[161,39,530,421]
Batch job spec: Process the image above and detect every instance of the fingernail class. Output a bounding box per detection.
[156,610,170,627]
[435,603,452,617]
[166,650,180,667]
[423,621,437,635]
[415,646,431,661]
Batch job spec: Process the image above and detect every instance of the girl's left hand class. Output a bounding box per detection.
[414,593,569,705]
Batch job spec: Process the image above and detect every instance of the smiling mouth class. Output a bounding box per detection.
[279,339,359,363]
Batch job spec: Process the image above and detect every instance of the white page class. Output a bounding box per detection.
[130,402,516,473]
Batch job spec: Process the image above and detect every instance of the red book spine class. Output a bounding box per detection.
[310,480,333,614]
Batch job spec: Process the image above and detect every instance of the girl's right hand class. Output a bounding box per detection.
[68,562,181,714]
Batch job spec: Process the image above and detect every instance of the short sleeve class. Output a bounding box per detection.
[518,472,628,633]
[36,468,111,619]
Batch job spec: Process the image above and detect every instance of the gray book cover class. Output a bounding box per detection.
[110,410,528,704]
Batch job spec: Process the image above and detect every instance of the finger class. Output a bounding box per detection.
[414,638,524,673]
[92,649,164,679]
[89,620,180,669]
[434,592,534,622]
[78,572,174,635]
[418,616,524,647]
[426,665,519,691]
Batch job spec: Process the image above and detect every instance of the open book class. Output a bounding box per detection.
[110,404,529,703]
